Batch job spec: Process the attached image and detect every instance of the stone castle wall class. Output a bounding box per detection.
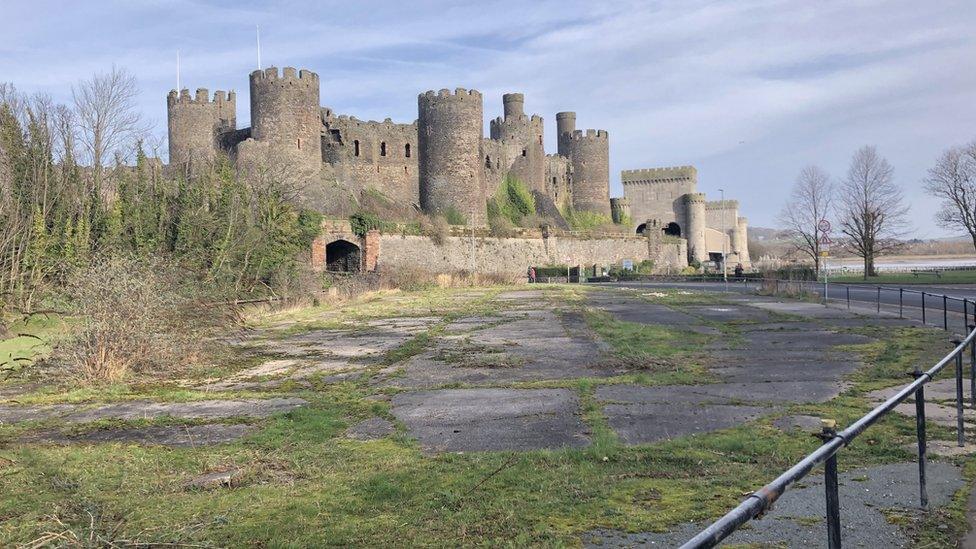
[167,88,236,166]
[622,166,697,231]
[705,199,739,234]
[375,232,676,277]
[322,114,419,204]
[418,88,486,225]
[545,155,572,212]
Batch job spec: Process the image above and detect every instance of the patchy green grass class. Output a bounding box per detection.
[0,285,973,546]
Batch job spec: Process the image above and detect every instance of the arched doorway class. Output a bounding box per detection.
[663,222,681,237]
[326,239,361,272]
[636,223,647,235]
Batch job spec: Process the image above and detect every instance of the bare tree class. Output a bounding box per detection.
[838,146,909,278]
[924,141,976,252]
[778,165,834,274]
[72,66,146,192]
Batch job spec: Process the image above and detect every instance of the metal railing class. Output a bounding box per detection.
[680,288,976,548]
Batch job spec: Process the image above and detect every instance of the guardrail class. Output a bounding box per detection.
[683,325,976,548]
[675,282,976,548]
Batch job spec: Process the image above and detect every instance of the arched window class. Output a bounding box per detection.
[354,140,360,157]
[380,142,387,157]
[405,143,411,158]
[663,222,681,237]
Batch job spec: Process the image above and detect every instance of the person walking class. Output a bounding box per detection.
[529,266,537,283]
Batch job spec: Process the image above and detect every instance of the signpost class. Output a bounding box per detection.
[819,219,832,304]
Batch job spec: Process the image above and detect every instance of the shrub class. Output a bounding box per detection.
[443,207,467,226]
[350,211,392,238]
[55,255,217,382]
[488,176,536,226]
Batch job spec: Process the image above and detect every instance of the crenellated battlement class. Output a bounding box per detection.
[419,88,482,101]
[681,192,707,204]
[622,165,697,183]
[167,88,236,106]
[250,66,319,87]
[568,129,608,140]
[706,199,739,210]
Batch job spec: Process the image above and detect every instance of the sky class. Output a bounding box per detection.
[2,0,975,237]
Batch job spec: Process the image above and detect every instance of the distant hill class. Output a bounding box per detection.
[748,226,788,242]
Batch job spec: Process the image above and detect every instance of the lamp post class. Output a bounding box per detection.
[719,188,728,290]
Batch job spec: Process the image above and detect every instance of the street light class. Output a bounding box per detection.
[719,188,728,289]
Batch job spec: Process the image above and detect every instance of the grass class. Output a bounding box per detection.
[0,285,972,546]
[830,270,976,284]
[0,313,64,379]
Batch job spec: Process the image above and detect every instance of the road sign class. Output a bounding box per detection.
[818,219,831,233]
[820,250,829,257]
[819,234,832,246]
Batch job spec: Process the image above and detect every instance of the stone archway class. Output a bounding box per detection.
[636,223,648,235]
[326,239,361,272]
[663,222,681,237]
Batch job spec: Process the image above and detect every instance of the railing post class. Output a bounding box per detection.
[912,367,929,509]
[877,286,881,315]
[899,288,904,319]
[922,292,926,325]
[955,342,965,447]
[819,421,843,549]
[944,295,948,330]
[970,325,976,410]
[846,286,850,309]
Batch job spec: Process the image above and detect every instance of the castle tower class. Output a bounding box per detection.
[418,88,486,226]
[503,93,524,119]
[556,112,576,157]
[166,88,236,167]
[610,197,631,224]
[682,193,707,264]
[567,129,611,217]
[734,216,751,268]
[489,93,545,192]
[249,67,321,171]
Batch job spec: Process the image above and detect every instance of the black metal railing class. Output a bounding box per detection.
[680,295,976,548]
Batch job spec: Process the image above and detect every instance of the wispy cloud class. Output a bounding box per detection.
[2,0,974,236]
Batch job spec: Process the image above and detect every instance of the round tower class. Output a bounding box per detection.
[568,129,611,217]
[734,216,751,268]
[610,197,631,224]
[556,111,576,157]
[166,88,236,167]
[502,93,524,118]
[249,67,321,171]
[682,193,707,264]
[418,88,486,226]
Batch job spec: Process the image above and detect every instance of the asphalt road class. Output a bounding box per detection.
[597,279,976,332]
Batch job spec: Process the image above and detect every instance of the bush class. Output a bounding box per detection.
[350,211,393,238]
[488,176,536,226]
[55,255,217,382]
[443,207,467,226]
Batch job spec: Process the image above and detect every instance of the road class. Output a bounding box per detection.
[597,280,976,333]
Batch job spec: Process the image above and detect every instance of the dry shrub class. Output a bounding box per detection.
[488,215,515,238]
[56,256,217,383]
[422,215,450,245]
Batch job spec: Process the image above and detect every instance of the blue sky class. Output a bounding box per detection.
[2,0,975,236]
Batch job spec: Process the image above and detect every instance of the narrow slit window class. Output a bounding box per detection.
[354,140,360,156]
[405,143,411,158]
[380,142,387,157]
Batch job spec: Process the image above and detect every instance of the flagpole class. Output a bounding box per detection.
[256,25,261,70]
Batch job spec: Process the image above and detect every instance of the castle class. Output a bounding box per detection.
[166,66,749,272]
